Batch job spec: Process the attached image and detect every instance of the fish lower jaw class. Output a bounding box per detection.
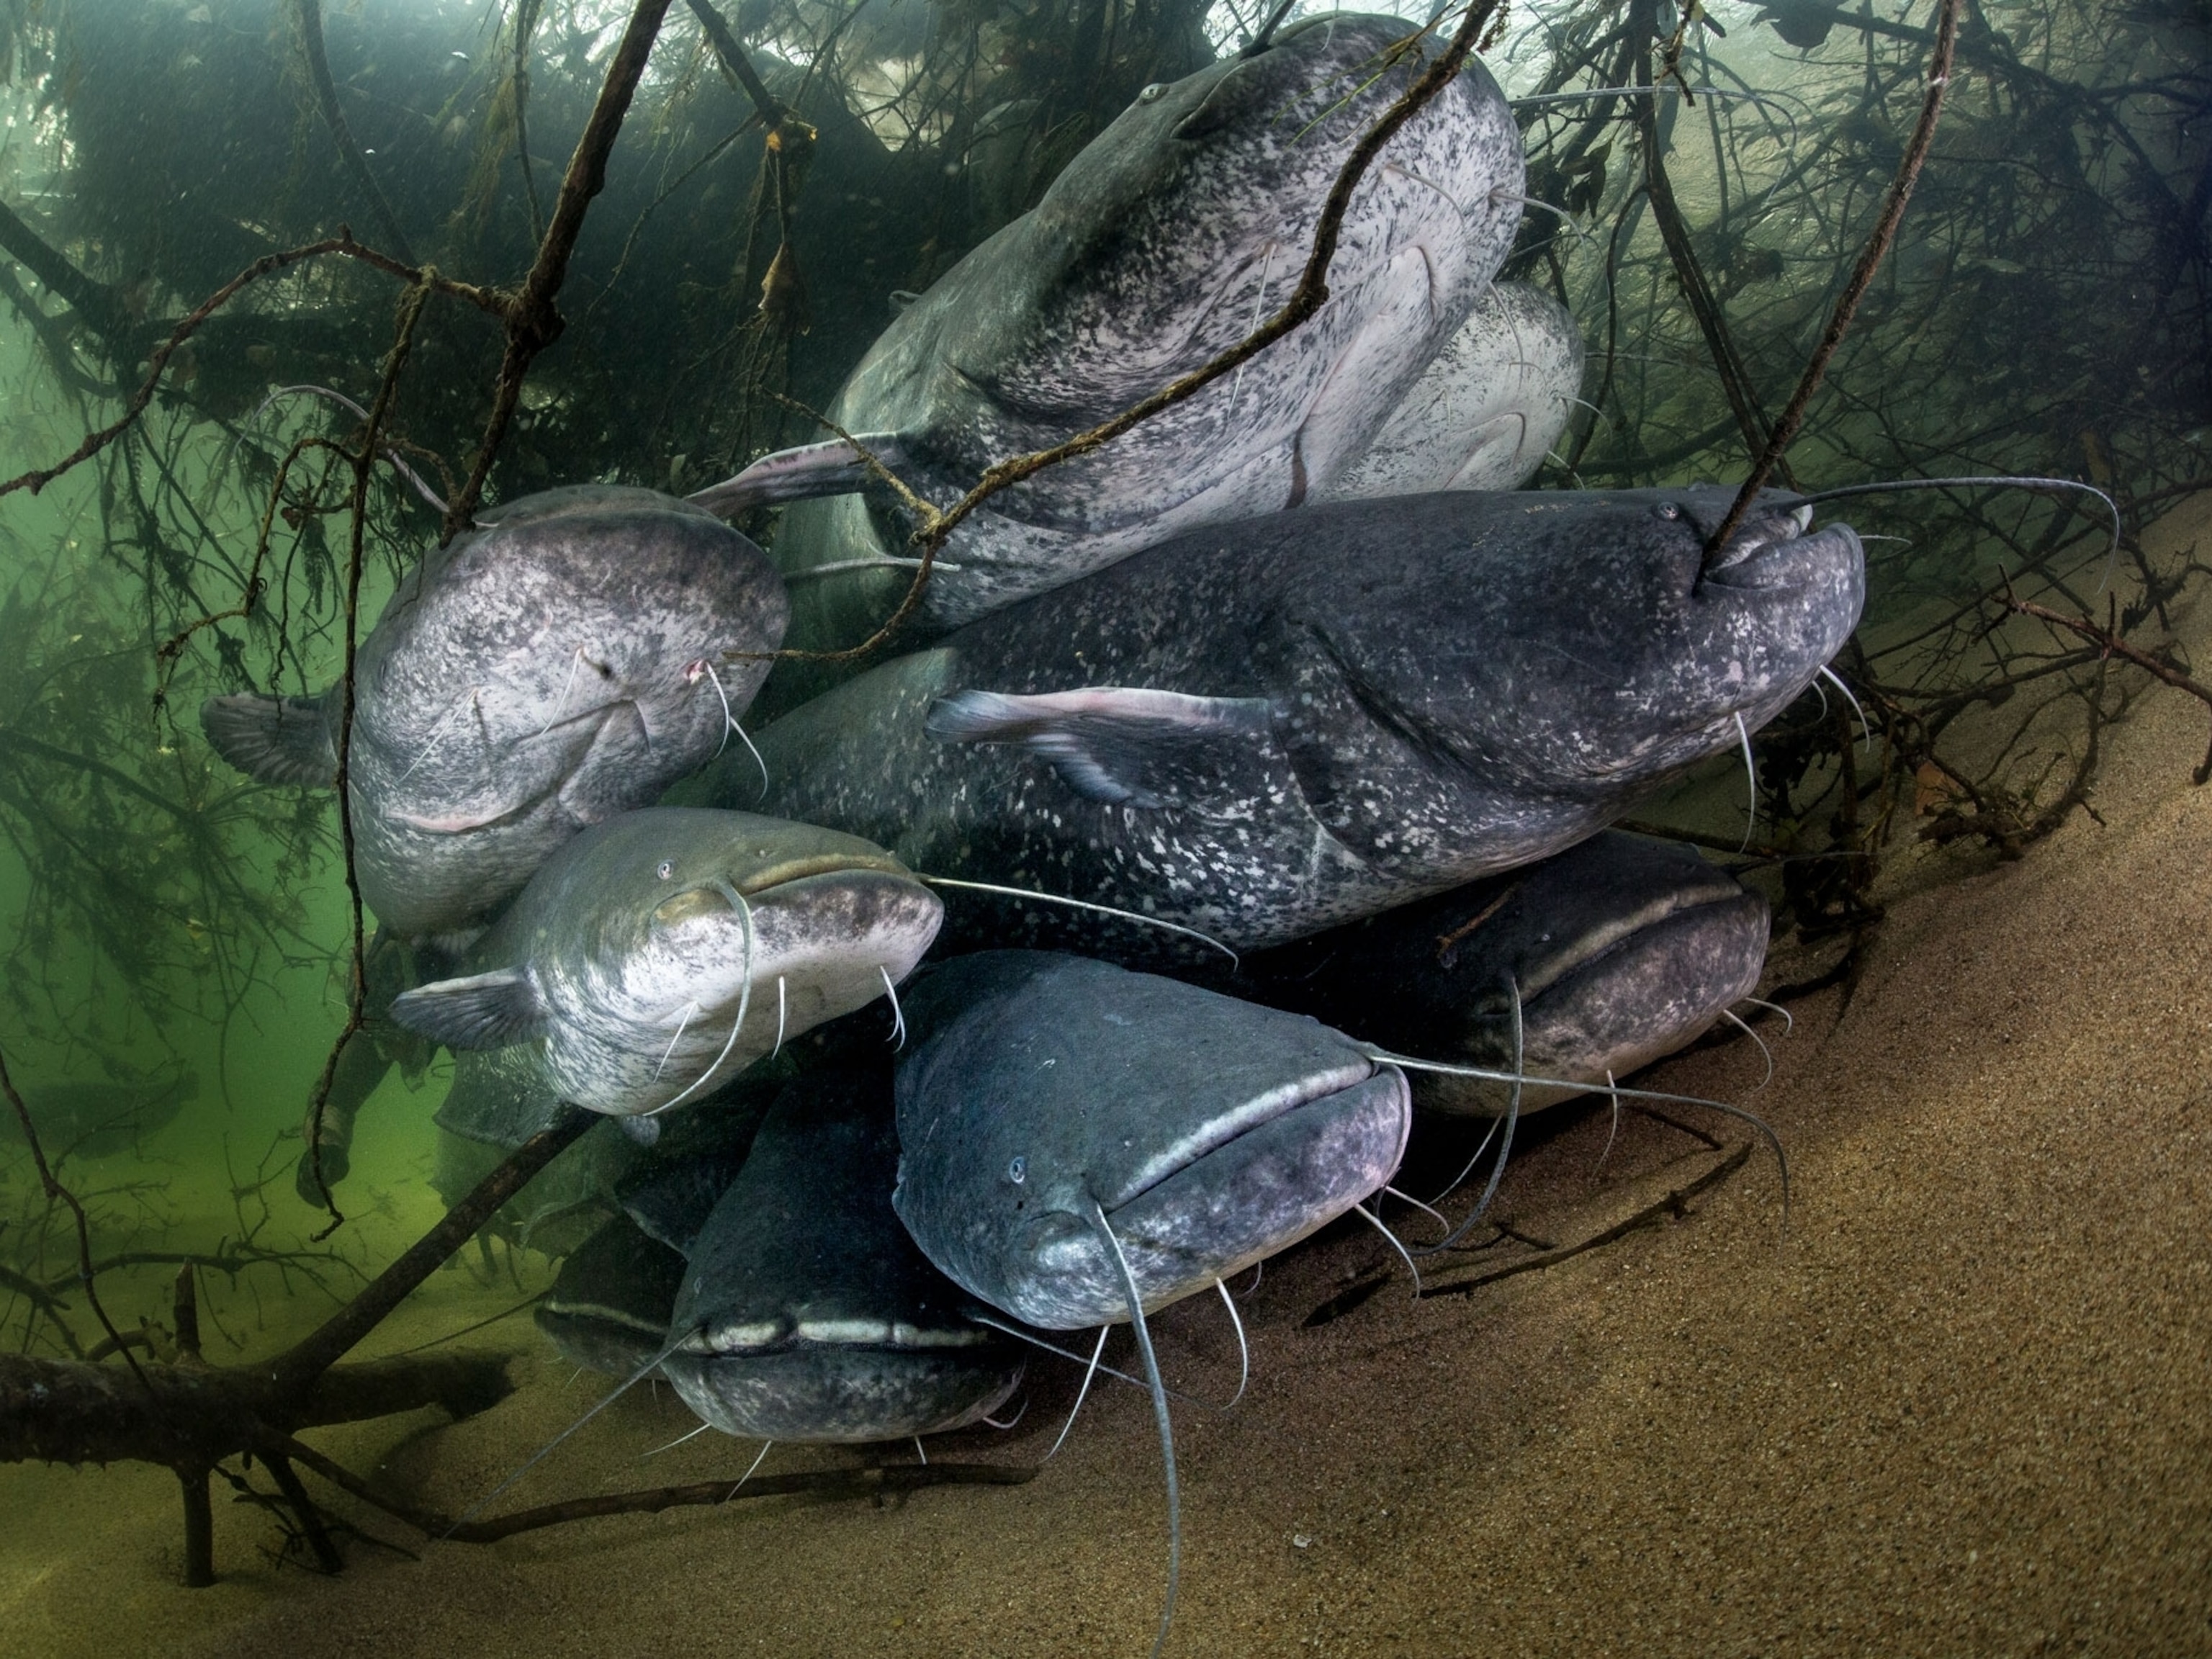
[1002,1069,1411,1330]
[660,1346,1022,1444]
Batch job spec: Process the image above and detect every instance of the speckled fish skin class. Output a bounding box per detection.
[1248,831,1771,1114]
[734,488,1863,953]
[734,12,1525,644]
[664,1071,1024,1444]
[1316,280,1585,500]
[892,952,1411,1331]
[387,809,943,1122]
[199,487,788,944]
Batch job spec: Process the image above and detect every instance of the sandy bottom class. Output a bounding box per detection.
[6,516,2212,1658]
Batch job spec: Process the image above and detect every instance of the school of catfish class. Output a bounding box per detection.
[201,12,1865,1635]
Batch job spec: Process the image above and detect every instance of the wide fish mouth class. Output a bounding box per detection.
[1099,1056,1382,1212]
[1429,892,1771,1116]
[613,870,943,1115]
[1493,886,1763,1008]
[660,1345,1023,1444]
[680,1313,1002,1359]
[1010,1066,1411,1326]
[651,861,930,931]
[1700,508,1863,592]
[647,868,943,1025]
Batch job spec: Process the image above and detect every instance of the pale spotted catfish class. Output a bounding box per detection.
[720,487,1863,953]
[201,487,787,945]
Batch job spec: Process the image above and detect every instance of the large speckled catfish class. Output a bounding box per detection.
[728,488,1863,952]
[663,1071,1024,1442]
[200,487,787,943]
[894,951,1411,1330]
[387,809,941,1131]
[1249,831,1770,1114]
[693,13,1524,642]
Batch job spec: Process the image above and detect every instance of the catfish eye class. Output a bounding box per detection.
[1656,502,1681,521]
[1136,82,1166,103]
[1007,1155,1027,1184]
[655,860,675,880]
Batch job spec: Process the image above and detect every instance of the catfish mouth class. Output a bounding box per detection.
[1700,508,1861,591]
[737,850,917,897]
[681,1313,1001,1360]
[1493,889,1761,1008]
[1098,1058,1384,1214]
[650,858,922,927]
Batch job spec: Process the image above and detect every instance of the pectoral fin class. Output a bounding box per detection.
[389,968,549,1050]
[685,433,910,517]
[199,693,337,786]
[925,687,1275,810]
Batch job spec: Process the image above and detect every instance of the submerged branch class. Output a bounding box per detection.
[444,0,678,539]
[292,0,419,266]
[1707,0,1964,557]
[2007,593,2212,783]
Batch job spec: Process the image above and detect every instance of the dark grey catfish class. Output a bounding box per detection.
[389,809,942,1130]
[1249,832,1770,1114]
[725,488,1863,952]
[536,1215,690,1379]
[201,487,788,944]
[663,1071,1024,1443]
[3,1071,196,1160]
[434,1058,778,1277]
[893,952,1410,1330]
[696,14,1525,641]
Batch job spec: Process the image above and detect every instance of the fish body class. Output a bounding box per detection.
[702,14,1525,647]
[538,1215,691,1378]
[3,1073,195,1160]
[1249,831,1770,1113]
[388,809,942,1124]
[1316,280,1583,500]
[200,487,788,943]
[430,1114,645,1262]
[893,951,1410,1330]
[664,1071,1024,1443]
[730,488,1863,952]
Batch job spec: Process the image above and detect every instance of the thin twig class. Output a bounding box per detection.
[269,1108,591,1395]
[2008,591,2212,783]
[1419,1140,1753,1300]
[443,0,677,539]
[0,233,498,502]
[293,0,419,265]
[1705,0,1964,559]
[303,279,434,1234]
[0,1043,146,1385]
